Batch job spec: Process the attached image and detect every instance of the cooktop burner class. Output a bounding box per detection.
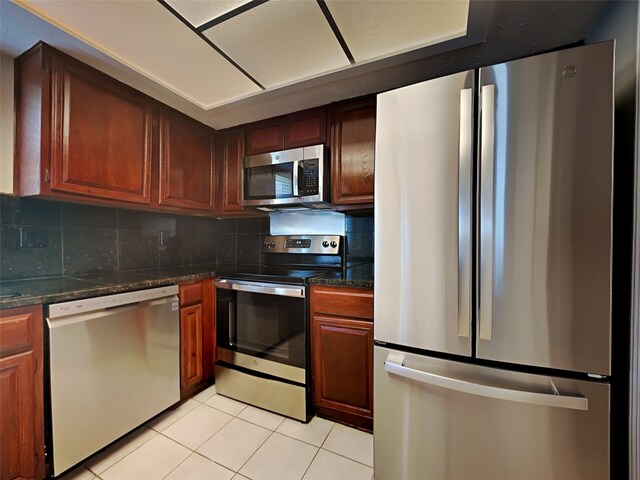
[219,235,345,285]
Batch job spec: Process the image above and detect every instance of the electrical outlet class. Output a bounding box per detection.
[19,226,49,248]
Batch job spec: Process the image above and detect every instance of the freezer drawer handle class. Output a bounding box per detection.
[384,353,588,411]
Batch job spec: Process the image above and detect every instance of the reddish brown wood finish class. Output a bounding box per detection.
[245,119,284,156]
[159,110,215,212]
[201,280,216,380]
[0,306,45,480]
[310,286,374,432]
[215,128,246,214]
[285,108,327,149]
[179,282,203,307]
[245,107,328,155]
[330,98,376,206]
[49,56,153,204]
[179,280,216,399]
[180,303,203,391]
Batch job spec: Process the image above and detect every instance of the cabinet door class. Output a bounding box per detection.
[245,119,284,156]
[312,315,373,430]
[331,99,376,205]
[159,111,215,211]
[285,108,327,149]
[216,129,245,214]
[180,304,203,391]
[49,56,153,204]
[0,352,38,480]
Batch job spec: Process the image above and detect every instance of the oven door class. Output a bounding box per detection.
[215,279,307,384]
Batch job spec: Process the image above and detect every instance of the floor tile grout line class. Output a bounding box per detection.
[234,427,277,476]
[318,446,375,469]
[84,427,159,478]
[299,444,322,480]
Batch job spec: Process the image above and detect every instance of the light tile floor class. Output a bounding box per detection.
[60,385,374,480]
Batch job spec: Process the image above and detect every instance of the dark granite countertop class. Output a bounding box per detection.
[1,262,374,309]
[0,264,229,309]
[308,263,374,289]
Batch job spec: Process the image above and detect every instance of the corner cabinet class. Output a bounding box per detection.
[310,285,374,431]
[15,43,217,215]
[330,98,376,207]
[215,128,246,215]
[0,305,45,480]
[179,280,216,399]
[159,110,215,212]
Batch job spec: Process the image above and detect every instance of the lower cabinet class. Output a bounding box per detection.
[0,305,45,480]
[179,280,215,399]
[310,285,374,431]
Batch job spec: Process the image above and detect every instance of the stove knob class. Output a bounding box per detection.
[263,240,270,248]
[330,241,338,248]
[322,241,329,248]
[269,241,276,248]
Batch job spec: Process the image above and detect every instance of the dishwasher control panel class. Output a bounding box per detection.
[47,285,179,319]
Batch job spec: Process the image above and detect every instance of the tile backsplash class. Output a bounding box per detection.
[0,195,372,280]
[0,195,267,280]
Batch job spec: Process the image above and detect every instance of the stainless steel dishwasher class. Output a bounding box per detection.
[46,286,180,476]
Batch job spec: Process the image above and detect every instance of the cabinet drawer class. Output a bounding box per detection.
[179,282,203,307]
[311,286,373,320]
[0,306,41,357]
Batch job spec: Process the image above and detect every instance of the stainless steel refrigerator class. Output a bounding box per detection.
[373,41,614,480]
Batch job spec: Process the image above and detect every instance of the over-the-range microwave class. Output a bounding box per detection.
[241,144,330,209]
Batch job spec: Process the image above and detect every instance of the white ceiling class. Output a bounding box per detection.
[0,1,611,129]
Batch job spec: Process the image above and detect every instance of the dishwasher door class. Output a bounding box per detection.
[47,286,180,476]
[374,346,610,480]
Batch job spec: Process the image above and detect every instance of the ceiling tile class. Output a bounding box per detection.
[325,0,469,63]
[204,0,350,88]
[19,0,261,108]
[164,0,251,28]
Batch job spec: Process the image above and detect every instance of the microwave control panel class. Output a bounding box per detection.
[301,159,319,195]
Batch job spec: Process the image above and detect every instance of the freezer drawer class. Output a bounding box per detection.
[374,346,610,480]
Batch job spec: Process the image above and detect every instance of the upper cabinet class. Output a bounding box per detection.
[159,110,215,212]
[15,43,216,214]
[16,44,154,205]
[215,128,246,215]
[330,97,376,206]
[245,107,327,155]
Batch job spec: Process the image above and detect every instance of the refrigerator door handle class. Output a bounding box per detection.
[384,352,588,411]
[479,84,496,341]
[457,88,473,338]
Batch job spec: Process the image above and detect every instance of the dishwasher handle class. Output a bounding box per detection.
[384,352,588,411]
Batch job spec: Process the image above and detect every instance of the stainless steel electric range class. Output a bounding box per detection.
[214,234,344,422]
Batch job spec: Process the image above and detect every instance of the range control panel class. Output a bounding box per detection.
[262,235,341,254]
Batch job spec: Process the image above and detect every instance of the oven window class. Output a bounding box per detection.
[218,290,306,368]
[245,164,294,200]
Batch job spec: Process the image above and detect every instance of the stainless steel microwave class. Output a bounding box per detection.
[241,144,330,208]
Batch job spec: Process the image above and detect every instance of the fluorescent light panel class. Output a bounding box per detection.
[163,0,252,28]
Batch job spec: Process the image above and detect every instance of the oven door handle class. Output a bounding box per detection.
[214,279,305,298]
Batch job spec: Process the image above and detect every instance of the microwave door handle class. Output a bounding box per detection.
[292,160,300,197]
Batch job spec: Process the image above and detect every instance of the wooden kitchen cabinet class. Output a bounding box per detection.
[159,109,215,212]
[215,128,246,215]
[330,97,376,206]
[245,107,327,155]
[15,43,154,205]
[0,305,45,480]
[179,280,216,399]
[310,285,374,431]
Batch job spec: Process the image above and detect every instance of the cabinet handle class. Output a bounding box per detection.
[44,169,50,183]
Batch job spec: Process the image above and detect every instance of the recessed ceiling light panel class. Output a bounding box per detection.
[325,0,470,63]
[204,0,350,88]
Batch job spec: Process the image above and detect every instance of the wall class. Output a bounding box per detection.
[0,195,266,281]
[0,54,13,194]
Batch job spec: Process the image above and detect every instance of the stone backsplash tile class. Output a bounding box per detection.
[0,225,63,279]
[62,227,118,275]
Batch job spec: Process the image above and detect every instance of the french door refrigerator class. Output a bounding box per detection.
[374,41,614,480]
